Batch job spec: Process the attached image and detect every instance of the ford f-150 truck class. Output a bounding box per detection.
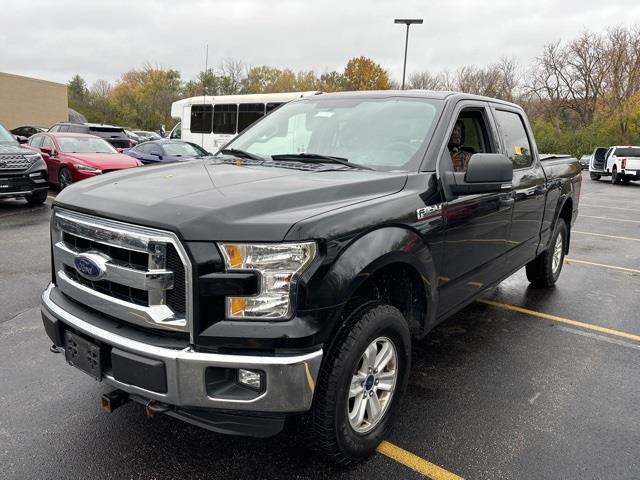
[41,91,581,464]
[0,123,48,204]
[589,145,640,184]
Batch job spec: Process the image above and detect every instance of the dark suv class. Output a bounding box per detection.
[49,123,132,149]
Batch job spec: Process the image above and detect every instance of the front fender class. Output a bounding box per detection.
[305,227,437,329]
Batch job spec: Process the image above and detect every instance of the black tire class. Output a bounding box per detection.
[25,190,48,205]
[611,166,621,184]
[526,220,567,287]
[589,172,600,181]
[621,176,630,184]
[310,302,411,465]
[58,168,73,190]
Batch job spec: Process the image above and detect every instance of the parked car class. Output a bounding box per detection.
[11,126,46,142]
[48,123,133,149]
[589,145,640,183]
[124,130,141,146]
[124,139,210,164]
[27,132,141,189]
[0,123,48,204]
[41,91,581,464]
[133,130,162,142]
[579,154,591,169]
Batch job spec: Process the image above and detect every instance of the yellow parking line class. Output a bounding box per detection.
[579,215,640,224]
[573,230,640,242]
[478,299,640,343]
[377,441,464,480]
[564,258,640,274]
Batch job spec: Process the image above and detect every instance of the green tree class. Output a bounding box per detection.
[68,74,88,108]
[343,57,392,91]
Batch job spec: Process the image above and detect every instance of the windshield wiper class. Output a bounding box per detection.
[271,153,374,170]
[219,148,267,161]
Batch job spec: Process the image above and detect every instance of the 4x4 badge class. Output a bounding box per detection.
[416,204,443,220]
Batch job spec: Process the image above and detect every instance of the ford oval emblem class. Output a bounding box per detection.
[73,253,108,280]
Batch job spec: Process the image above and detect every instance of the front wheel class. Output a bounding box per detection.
[526,220,567,287]
[25,190,48,205]
[589,172,601,181]
[310,302,411,465]
[58,168,73,190]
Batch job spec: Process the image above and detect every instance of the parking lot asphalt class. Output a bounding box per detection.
[1,174,639,480]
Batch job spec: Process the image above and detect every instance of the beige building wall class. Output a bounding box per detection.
[0,72,68,130]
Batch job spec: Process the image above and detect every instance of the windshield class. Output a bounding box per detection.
[226,96,442,171]
[613,147,640,158]
[0,124,18,145]
[57,137,117,154]
[163,142,208,156]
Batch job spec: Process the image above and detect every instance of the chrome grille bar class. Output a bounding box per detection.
[51,208,192,338]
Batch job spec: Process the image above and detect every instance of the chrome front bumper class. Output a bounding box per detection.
[42,284,322,413]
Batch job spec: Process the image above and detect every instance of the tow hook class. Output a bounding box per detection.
[50,344,61,354]
[101,389,130,413]
[144,400,171,417]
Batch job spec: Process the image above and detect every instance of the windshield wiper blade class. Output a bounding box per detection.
[271,153,374,170]
[219,148,267,161]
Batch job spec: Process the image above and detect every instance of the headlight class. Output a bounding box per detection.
[75,164,102,173]
[25,153,41,163]
[219,242,317,320]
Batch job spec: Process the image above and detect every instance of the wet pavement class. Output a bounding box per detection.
[1,173,638,479]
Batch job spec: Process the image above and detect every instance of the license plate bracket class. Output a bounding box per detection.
[64,331,105,380]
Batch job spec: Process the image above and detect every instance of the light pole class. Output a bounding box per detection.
[394,18,423,90]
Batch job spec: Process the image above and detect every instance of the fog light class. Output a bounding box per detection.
[238,368,263,391]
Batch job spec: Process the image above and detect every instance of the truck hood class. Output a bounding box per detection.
[0,143,37,156]
[54,159,407,241]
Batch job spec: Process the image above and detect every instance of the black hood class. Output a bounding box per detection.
[54,159,407,241]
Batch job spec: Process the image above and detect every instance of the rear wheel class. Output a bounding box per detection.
[58,168,73,189]
[310,302,411,465]
[611,166,621,184]
[25,190,48,205]
[526,220,567,287]
[589,172,601,181]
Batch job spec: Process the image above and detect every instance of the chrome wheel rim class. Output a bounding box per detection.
[347,336,398,433]
[552,232,564,274]
[59,170,72,189]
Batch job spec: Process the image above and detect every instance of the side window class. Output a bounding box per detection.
[42,137,54,149]
[136,143,150,154]
[447,109,494,172]
[213,104,238,134]
[191,105,212,134]
[266,102,284,114]
[238,103,266,132]
[58,125,69,132]
[148,144,163,156]
[49,125,59,132]
[29,135,45,147]
[494,110,533,169]
[69,125,85,133]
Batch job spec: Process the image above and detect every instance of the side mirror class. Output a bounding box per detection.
[449,153,513,195]
[41,147,55,157]
[16,135,28,144]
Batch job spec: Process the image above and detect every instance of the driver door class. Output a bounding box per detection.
[437,102,514,318]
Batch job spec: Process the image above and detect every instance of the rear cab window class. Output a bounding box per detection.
[493,109,534,169]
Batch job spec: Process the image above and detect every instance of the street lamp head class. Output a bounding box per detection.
[394,19,423,25]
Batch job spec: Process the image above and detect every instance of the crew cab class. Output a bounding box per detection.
[41,91,581,464]
[0,123,48,204]
[589,145,640,184]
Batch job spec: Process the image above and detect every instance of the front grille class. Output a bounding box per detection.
[0,155,32,171]
[52,209,191,334]
[65,266,149,306]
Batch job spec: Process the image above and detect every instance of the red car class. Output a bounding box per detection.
[27,132,142,189]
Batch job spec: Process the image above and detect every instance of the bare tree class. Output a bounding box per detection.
[407,71,444,90]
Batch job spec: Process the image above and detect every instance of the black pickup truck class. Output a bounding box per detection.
[41,91,581,464]
[0,123,48,204]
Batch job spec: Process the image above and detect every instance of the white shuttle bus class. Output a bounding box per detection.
[169,91,321,152]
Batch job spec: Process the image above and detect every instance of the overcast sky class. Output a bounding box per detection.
[3,0,640,87]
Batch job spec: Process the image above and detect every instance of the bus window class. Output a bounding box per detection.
[214,104,238,134]
[191,105,213,133]
[266,102,284,114]
[238,103,266,133]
